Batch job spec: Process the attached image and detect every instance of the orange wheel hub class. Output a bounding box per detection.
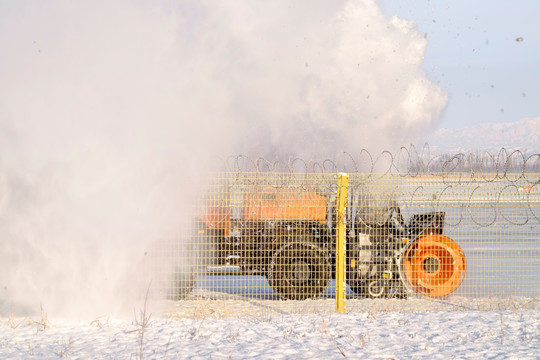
[403,235,466,297]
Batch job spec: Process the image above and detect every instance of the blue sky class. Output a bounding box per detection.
[379,1,540,130]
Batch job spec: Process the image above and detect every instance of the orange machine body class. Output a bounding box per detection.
[243,188,327,222]
[199,187,327,236]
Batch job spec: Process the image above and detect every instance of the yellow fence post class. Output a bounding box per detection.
[336,172,349,313]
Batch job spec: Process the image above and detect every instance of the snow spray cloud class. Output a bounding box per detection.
[0,0,446,317]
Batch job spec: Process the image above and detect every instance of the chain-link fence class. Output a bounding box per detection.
[146,151,539,318]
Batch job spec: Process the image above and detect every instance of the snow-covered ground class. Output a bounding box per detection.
[2,305,539,359]
[1,195,537,359]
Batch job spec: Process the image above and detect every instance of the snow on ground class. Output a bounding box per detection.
[1,307,539,359]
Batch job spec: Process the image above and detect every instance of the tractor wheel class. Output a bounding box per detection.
[268,242,331,300]
[401,234,466,297]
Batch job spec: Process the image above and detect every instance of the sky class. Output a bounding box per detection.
[379,0,540,131]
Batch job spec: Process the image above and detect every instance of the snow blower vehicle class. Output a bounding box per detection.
[170,182,466,301]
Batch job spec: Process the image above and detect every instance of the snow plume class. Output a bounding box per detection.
[0,0,446,318]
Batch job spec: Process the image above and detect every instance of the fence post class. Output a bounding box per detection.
[336,172,349,313]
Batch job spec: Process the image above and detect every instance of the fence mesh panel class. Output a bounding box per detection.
[146,166,539,318]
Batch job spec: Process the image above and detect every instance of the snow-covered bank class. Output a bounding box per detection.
[1,310,538,359]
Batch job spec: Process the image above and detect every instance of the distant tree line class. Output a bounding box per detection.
[408,150,540,174]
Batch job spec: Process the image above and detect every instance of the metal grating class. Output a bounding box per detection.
[147,167,539,318]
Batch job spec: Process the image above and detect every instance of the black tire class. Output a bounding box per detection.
[268,242,331,300]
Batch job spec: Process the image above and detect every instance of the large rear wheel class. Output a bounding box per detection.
[268,242,331,300]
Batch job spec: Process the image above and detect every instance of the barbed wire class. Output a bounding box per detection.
[206,146,540,227]
[217,145,540,179]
